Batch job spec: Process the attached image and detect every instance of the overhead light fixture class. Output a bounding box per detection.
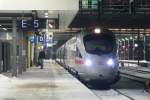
[125,38,128,40]
[2,28,7,31]
[0,25,2,26]
[48,23,53,28]
[45,12,48,16]
[134,43,138,47]
[122,39,125,41]
[130,36,133,40]
[45,15,48,18]
[94,28,101,34]
[146,34,150,36]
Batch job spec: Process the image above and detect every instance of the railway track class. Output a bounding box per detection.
[91,88,150,100]
[58,62,150,99]
[89,77,150,100]
[91,89,135,100]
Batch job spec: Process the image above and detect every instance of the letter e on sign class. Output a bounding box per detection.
[22,20,27,28]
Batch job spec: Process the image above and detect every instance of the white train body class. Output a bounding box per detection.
[56,29,120,84]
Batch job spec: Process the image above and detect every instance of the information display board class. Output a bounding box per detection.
[81,0,98,10]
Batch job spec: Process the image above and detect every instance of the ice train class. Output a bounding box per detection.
[56,28,120,85]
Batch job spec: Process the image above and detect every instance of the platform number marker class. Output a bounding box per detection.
[34,20,39,28]
[22,20,27,28]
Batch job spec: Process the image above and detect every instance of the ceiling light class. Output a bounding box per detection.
[94,28,101,34]
[130,36,133,40]
[2,28,7,31]
[0,25,2,26]
[122,39,125,41]
[125,38,128,40]
[48,23,53,28]
[45,15,48,18]
[134,43,138,47]
[45,12,48,16]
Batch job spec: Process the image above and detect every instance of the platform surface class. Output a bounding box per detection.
[0,60,99,100]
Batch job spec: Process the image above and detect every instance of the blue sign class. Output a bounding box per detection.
[39,36,44,42]
[30,35,35,43]
[38,35,46,44]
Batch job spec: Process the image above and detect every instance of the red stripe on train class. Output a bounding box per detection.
[75,58,84,64]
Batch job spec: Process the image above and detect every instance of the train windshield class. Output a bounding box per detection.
[84,34,114,55]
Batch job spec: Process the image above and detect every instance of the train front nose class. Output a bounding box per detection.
[104,58,119,77]
[97,66,119,84]
[91,57,119,81]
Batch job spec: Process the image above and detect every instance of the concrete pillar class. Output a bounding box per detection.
[22,32,27,72]
[4,43,7,72]
[18,31,23,74]
[132,36,135,60]
[31,43,34,67]
[12,18,17,77]
[34,35,38,65]
[137,32,140,65]
[0,42,2,73]
[143,34,146,60]
[27,38,31,68]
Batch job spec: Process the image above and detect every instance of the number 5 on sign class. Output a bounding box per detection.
[34,20,39,28]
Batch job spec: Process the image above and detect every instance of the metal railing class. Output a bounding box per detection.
[119,60,150,73]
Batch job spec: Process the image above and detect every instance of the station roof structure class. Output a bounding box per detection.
[1,0,150,51]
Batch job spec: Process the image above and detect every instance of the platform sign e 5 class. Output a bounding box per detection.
[17,19,46,30]
[21,20,39,28]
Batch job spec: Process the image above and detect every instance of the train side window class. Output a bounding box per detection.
[76,47,82,58]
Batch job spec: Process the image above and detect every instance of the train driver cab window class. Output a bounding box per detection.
[83,34,114,55]
[76,47,82,58]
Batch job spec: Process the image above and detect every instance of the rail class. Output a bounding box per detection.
[119,60,150,91]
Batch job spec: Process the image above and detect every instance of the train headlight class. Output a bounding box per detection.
[85,59,92,66]
[107,59,114,66]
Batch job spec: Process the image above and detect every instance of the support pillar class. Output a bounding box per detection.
[18,31,23,74]
[143,34,146,60]
[12,19,17,77]
[34,35,38,65]
[0,42,2,73]
[137,32,140,66]
[27,37,31,68]
[132,36,135,60]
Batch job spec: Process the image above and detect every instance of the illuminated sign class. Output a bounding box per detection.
[80,0,98,9]
[30,35,35,43]
[39,35,45,42]
[91,0,98,9]
[82,0,89,9]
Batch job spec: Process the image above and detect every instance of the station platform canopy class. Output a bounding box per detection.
[0,0,79,10]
